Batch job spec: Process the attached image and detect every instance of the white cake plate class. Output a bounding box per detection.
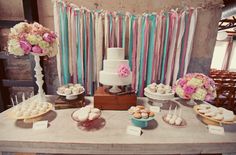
[56,88,85,100]
[109,86,122,93]
[144,88,175,107]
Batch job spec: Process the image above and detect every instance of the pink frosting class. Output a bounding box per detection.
[118,64,131,78]
[19,40,31,54]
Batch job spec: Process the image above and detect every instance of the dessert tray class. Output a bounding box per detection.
[57,83,85,100]
[193,104,236,126]
[162,114,187,127]
[10,102,53,123]
[131,116,155,128]
[128,105,155,128]
[71,106,101,127]
[144,83,175,107]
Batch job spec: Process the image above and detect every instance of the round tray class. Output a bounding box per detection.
[193,105,236,125]
[162,114,187,127]
[131,116,155,128]
[71,110,102,127]
[11,102,53,120]
[144,88,175,101]
[57,87,85,100]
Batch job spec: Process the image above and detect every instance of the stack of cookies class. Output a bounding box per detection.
[128,106,155,119]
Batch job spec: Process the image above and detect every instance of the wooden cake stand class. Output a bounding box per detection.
[193,105,236,126]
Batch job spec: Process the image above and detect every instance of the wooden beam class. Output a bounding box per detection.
[22,0,39,22]
[0,52,29,60]
[0,79,34,87]
[0,20,24,28]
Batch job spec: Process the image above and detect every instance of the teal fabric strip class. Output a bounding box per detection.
[109,14,113,45]
[76,11,82,84]
[138,17,146,96]
[59,4,64,84]
[60,5,69,84]
[89,12,94,95]
[122,15,126,48]
[83,12,87,89]
[161,12,169,83]
[146,14,156,85]
[128,15,135,69]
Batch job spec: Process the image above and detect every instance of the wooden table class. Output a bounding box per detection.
[0,96,236,154]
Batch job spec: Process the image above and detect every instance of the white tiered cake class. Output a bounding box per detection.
[100,48,132,93]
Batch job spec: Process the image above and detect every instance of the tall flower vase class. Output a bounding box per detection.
[186,99,197,106]
[34,54,46,102]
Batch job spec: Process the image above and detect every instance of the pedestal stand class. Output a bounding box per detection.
[34,55,46,102]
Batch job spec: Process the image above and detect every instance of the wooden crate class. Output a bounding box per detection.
[94,87,137,110]
[54,94,85,110]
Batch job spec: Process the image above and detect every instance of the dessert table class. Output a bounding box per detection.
[0,96,236,154]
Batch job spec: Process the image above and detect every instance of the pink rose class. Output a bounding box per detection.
[118,64,130,78]
[183,85,196,95]
[31,45,42,54]
[43,32,56,43]
[20,40,32,54]
[178,79,187,87]
[205,94,213,102]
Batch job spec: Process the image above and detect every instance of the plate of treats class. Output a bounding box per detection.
[194,103,236,125]
[57,83,85,100]
[10,101,53,122]
[144,83,175,107]
[162,106,186,127]
[128,105,155,128]
[71,106,101,127]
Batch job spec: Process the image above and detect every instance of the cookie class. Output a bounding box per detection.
[136,105,145,110]
[133,112,142,119]
[149,111,155,117]
[141,112,149,119]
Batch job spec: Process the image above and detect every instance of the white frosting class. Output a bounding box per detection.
[107,48,124,60]
[100,71,132,86]
[103,60,129,72]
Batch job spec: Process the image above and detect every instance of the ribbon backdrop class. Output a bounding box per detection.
[53,0,198,96]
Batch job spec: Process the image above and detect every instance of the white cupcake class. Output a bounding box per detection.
[64,88,72,95]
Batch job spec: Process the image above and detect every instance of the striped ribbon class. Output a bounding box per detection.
[54,1,198,96]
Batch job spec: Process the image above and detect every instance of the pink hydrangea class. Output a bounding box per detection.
[118,64,130,78]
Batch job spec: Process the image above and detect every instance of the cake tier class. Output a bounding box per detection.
[103,60,129,72]
[107,48,124,60]
[99,71,132,86]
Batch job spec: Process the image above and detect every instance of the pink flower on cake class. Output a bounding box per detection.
[118,64,130,78]
[32,45,42,54]
[19,40,31,54]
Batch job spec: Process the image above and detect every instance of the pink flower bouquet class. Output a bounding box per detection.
[118,64,131,78]
[8,22,57,57]
[174,73,216,101]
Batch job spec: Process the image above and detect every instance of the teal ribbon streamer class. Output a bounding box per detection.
[122,15,126,48]
[161,12,169,83]
[109,14,113,46]
[60,4,69,84]
[83,12,87,88]
[76,11,82,84]
[138,17,146,96]
[128,15,135,69]
[146,14,156,85]
[89,12,94,95]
